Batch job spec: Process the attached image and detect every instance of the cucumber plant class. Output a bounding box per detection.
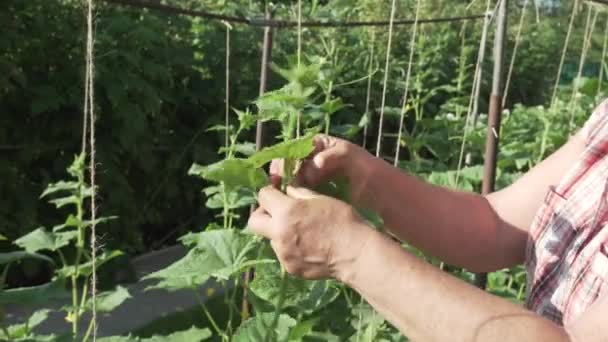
[1,154,126,341]
[145,61,399,341]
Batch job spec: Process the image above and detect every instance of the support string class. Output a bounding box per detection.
[503,0,529,107]
[84,0,99,339]
[362,29,376,148]
[455,0,493,185]
[568,4,597,131]
[598,16,608,96]
[394,0,422,166]
[375,0,398,158]
[551,0,579,108]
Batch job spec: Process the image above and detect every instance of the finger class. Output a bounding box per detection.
[286,186,319,200]
[302,149,339,185]
[247,207,275,239]
[269,159,284,176]
[258,185,292,214]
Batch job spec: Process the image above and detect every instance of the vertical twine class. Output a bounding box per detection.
[362,29,375,148]
[502,0,529,107]
[375,0,398,158]
[551,0,579,108]
[84,0,99,339]
[598,18,608,96]
[455,0,493,185]
[568,5,597,131]
[296,0,302,138]
[394,0,421,166]
[225,24,231,149]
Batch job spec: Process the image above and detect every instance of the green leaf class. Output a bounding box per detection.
[98,326,212,342]
[48,195,80,209]
[40,181,79,199]
[28,309,51,329]
[58,250,123,278]
[288,319,317,340]
[0,251,54,266]
[145,230,272,291]
[52,214,80,232]
[250,263,338,312]
[248,134,315,168]
[188,159,268,190]
[0,234,7,241]
[0,277,67,306]
[85,286,130,313]
[15,228,77,253]
[219,142,257,157]
[232,313,296,342]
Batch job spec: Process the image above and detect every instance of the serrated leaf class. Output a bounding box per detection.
[98,326,212,342]
[248,134,315,168]
[219,142,257,157]
[48,195,79,209]
[188,159,268,190]
[40,181,79,199]
[232,313,296,342]
[250,263,323,309]
[145,230,272,291]
[234,108,257,130]
[52,214,80,232]
[58,250,123,278]
[85,286,130,313]
[0,251,54,266]
[28,309,51,329]
[15,228,77,253]
[0,277,67,306]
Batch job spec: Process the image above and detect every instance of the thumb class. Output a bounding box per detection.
[285,186,319,200]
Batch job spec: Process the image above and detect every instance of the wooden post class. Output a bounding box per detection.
[476,0,508,290]
[243,9,275,319]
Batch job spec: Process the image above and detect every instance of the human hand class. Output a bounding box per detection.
[269,134,373,204]
[247,185,372,281]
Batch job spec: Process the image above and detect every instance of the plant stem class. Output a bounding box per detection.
[264,268,289,342]
[72,186,85,339]
[225,279,240,337]
[195,290,227,340]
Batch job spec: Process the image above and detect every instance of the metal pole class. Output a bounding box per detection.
[243,9,275,319]
[476,0,508,290]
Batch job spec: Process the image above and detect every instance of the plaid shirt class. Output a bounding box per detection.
[525,100,608,325]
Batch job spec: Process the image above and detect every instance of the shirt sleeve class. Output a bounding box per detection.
[582,99,608,146]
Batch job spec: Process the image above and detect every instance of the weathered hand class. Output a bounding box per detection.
[248,185,372,281]
[269,135,372,204]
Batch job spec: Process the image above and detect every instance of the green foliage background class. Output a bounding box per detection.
[0,0,604,253]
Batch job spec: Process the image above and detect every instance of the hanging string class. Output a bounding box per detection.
[394,0,421,166]
[296,0,302,138]
[375,0,398,158]
[502,0,529,107]
[598,17,608,96]
[568,4,598,131]
[455,0,494,185]
[83,0,99,339]
[472,0,500,127]
[550,0,579,108]
[362,29,376,148]
[224,23,231,148]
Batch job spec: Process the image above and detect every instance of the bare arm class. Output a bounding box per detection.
[342,228,605,342]
[348,130,586,272]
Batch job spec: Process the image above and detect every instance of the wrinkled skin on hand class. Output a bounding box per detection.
[269,134,371,205]
[248,185,371,281]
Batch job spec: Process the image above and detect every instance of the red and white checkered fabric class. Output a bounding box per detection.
[526,99,608,325]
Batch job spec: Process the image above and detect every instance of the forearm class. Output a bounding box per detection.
[350,156,524,271]
[341,229,571,342]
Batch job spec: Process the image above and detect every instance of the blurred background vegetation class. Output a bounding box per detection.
[1,0,605,269]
